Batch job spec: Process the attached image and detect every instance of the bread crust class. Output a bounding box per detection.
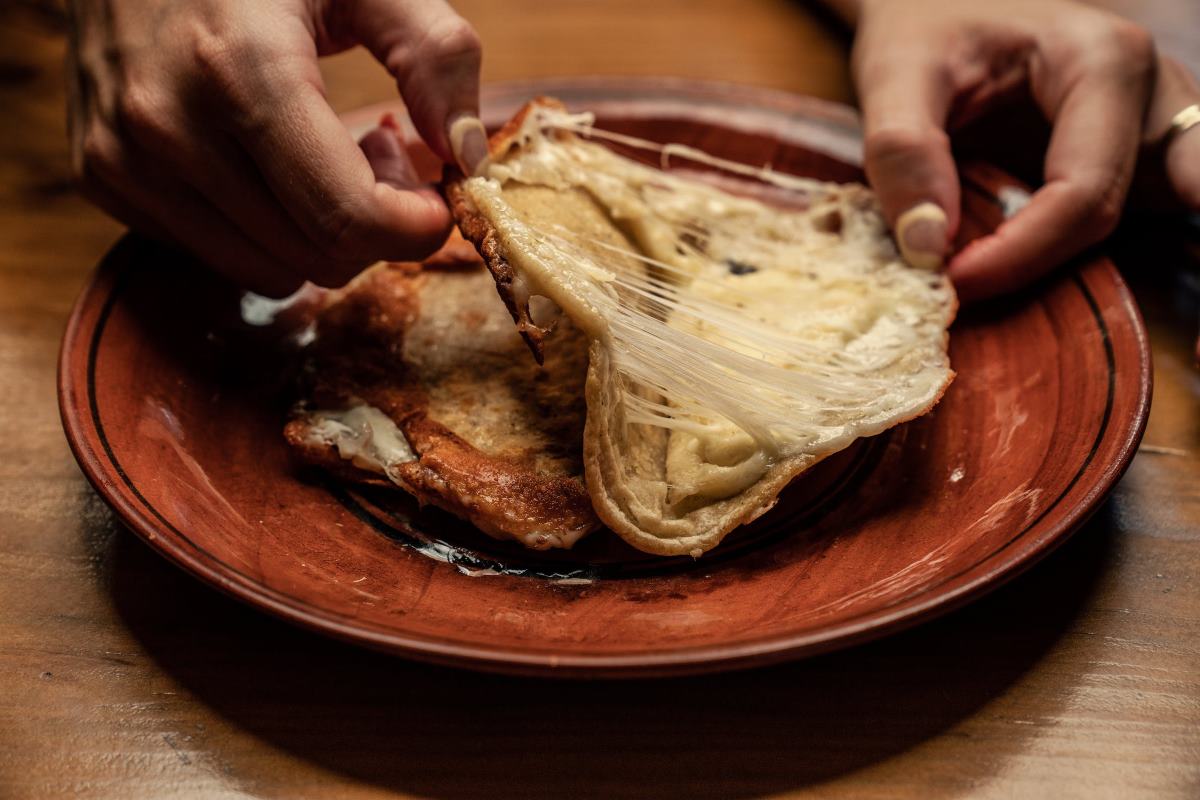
[286,245,599,550]
[443,97,572,364]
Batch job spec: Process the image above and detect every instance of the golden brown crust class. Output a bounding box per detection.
[283,419,395,489]
[487,96,571,160]
[288,410,595,544]
[444,173,549,363]
[285,251,599,548]
[394,415,596,543]
[441,98,573,364]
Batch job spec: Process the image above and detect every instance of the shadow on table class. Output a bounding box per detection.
[100,499,1115,800]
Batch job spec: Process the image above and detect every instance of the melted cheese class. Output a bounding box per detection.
[303,404,416,481]
[464,107,954,504]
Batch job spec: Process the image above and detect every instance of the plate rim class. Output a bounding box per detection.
[58,77,1153,678]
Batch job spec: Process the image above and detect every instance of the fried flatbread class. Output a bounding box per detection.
[285,238,599,550]
[446,98,956,556]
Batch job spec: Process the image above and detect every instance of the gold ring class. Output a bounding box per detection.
[1167,103,1200,143]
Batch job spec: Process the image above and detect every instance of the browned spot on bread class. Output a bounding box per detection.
[444,177,548,364]
[395,415,596,544]
[285,251,598,548]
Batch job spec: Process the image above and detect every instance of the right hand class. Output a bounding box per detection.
[66,0,487,297]
[848,0,1200,302]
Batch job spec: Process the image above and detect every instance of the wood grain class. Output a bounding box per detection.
[1,1,1198,798]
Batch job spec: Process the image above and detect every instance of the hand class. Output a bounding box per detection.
[847,0,1200,302]
[66,0,487,297]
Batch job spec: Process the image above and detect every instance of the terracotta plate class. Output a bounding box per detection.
[59,79,1151,677]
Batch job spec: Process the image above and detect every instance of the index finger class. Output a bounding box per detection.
[346,0,483,169]
[228,75,451,286]
[948,64,1152,301]
[855,41,961,270]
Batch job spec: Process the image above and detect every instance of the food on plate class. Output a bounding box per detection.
[285,234,599,550]
[445,98,956,556]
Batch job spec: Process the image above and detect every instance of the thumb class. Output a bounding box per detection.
[856,48,961,269]
[346,0,487,175]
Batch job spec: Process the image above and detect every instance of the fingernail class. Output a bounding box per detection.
[896,202,948,271]
[448,114,489,176]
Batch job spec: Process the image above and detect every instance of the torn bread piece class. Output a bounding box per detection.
[285,238,599,550]
[446,98,956,556]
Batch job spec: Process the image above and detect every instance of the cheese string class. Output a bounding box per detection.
[545,117,831,196]
[537,227,915,375]
[470,107,954,458]
[510,212,938,452]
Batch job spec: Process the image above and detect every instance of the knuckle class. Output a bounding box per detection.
[311,199,373,263]
[191,29,266,115]
[115,87,173,150]
[1073,17,1156,75]
[1069,178,1124,239]
[410,17,482,72]
[77,125,120,185]
[1090,195,1123,239]
[864,125,949,164]
[192,31,236,88]
[1104,19,1156,68]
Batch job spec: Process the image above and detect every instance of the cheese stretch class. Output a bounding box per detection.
[460,107,955,506]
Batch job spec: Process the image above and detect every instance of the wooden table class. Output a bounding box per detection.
[2,1,1198,797]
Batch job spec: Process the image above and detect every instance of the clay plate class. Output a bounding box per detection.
[58,78,1151,677]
